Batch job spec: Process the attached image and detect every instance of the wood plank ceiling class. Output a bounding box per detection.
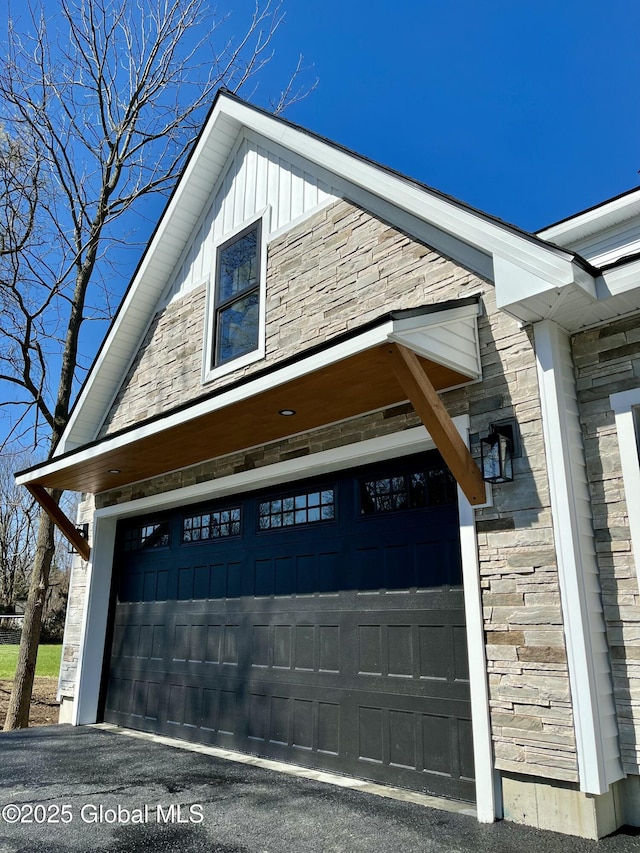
[22,345,473,497]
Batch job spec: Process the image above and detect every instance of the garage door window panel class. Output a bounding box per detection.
[182,506,242,543]
[360,466,456,516]
[258,488,335,530]
[123,520,170,552]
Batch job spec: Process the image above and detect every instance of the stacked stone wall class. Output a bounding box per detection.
[572,315,640,775]
[58,495,95,699]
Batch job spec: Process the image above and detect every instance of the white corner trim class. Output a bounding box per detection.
[534,319,622,794]
[610,388,640,588]
[456,414,497,822]
[72,515,117,726]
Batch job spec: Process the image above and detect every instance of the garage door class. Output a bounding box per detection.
[102,451,474,801]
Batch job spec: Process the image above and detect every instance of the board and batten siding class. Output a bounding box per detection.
[572,314,640,777]
[161,132,339,305]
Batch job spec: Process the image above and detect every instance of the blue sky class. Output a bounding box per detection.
[2,0,638,451]
[251,0,639,231]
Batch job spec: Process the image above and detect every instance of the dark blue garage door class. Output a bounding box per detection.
[103,451,474,801]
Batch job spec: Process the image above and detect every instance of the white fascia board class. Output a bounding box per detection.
[539,188,640,246]
[220,99,579,289]
[598,257,640,297]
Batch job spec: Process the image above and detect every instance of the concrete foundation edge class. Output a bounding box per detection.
[502,772,640,838]
[58,696,73,724]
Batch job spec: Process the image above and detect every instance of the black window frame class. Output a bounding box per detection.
[121,519,171,552]
[256,485,337,532]
[359,461,457,517]
[212,220,262,369]
[181,504,243,545]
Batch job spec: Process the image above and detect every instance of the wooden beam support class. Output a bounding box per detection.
[26,484,91,561]
[387,343,487,506]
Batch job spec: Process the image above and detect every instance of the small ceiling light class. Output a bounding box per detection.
[108,469,121,474]
[278,409,296,416]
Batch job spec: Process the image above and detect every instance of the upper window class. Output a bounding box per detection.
[214,222,261,367]
[182,506,241,543]
[203,210,269,383]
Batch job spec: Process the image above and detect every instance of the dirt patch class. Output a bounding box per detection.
[0,677,60,728]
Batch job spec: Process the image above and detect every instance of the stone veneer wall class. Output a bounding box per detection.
[61,199,580,784]
[59,495,95,698]
[572,315,640,776]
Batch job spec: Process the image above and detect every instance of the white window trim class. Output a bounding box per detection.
[610,388,640,587]
[202,206,271,384]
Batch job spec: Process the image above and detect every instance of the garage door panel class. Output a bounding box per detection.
[109,600,469,689]
[104,451,474,801]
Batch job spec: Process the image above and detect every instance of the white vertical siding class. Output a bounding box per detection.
[163,134,339,302]
[534,319,623,793]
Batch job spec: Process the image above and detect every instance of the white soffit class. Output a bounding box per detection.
[497,252,640,333]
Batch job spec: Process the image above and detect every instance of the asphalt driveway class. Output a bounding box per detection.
[1,725,639,853]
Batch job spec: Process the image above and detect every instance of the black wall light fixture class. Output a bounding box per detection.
[67,522,90,554]
[480,422,517,484]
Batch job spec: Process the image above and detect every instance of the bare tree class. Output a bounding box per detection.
[0,452,37,609]
[0,0,314,729]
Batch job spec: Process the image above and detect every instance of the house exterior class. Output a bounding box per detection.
[17,90,640,839]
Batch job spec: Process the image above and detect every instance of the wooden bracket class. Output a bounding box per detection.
[26,484,91,561]
[387,343,487,506]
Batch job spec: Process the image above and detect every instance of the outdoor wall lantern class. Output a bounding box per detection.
[480,424,514,484]
[67,523,89,554]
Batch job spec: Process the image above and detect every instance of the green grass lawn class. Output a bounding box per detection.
[0,645,62,680]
